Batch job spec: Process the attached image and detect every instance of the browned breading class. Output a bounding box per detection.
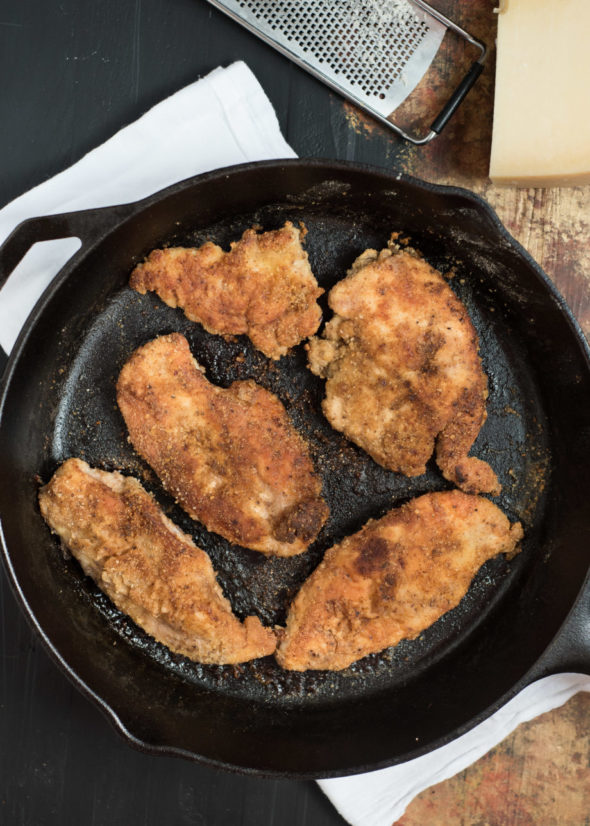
[116,333,328,556]
[39,459,276,665]
[129,222,323,360]
[307,243,500,495]
[275,491,523,671]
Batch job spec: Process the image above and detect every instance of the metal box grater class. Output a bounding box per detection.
[205,0,487,144]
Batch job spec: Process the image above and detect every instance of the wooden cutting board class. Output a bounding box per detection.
[394,692,590,826]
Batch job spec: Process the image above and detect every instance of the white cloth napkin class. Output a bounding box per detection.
[319,673,590,825]
[0,59,587,826]
[0,61,295,354]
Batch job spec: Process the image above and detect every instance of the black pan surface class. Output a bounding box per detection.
[1,160,589,776]
[49,198,548,698]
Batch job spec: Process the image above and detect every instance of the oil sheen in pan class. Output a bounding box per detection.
[47,206,551,705]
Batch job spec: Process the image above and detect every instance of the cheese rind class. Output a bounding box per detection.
[490,0,590,187]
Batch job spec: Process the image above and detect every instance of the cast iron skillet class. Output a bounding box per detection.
[0,160,589,778]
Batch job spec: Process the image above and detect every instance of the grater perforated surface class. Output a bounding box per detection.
[240,0,428,97]
[209,0,446,117]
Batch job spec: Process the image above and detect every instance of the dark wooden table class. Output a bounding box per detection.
[1,1,588,824]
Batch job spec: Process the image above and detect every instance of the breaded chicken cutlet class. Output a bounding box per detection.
[276,490,523,671]
[307,241,499,495]
[129,221,323,360]
[39,459,276,665]
[117,333,328,556]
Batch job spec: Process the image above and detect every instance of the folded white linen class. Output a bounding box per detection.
[0,61,295,354]
[319,672,590,825]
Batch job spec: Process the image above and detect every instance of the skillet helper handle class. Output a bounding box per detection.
[0,204,139,367]
[429,60,484,135]
[0,204,138,292]
[526,579,590,682]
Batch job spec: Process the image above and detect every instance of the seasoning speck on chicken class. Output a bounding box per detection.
[116,333,329,556]
[307,240,499,495]
[275,491,523,671]
[129,221,323,360]
[39,459,276,665]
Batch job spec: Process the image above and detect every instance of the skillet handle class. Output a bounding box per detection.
[525,577,590,682]
[0,204,139,292]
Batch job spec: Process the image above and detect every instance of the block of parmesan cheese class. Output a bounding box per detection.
[489,0,590,186]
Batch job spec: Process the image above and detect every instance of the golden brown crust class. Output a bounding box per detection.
[275,491,523,671]
[307,242,499,495]
[116,333,329,556]
[39,459,276,664]
[129,222,323,360]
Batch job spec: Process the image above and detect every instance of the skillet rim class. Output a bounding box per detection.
[1,158,589,778]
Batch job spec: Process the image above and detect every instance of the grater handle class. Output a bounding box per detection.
[430,61,485,135]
